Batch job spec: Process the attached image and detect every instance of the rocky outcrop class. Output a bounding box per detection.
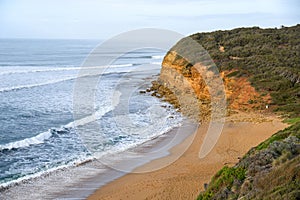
[149,25,300,119]
[149,49,270,121]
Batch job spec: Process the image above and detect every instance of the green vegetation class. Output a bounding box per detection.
[256,122,300,150]
[172,25,300,117]
[184,25,300,199]
[197,122,300,199]
[283,117,300,124]
[256,156,300,199]
[197,166,246,200]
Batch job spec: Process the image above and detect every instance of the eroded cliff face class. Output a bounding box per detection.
[152,50,271,121]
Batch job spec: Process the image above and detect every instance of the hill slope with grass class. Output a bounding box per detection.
[189,25,300,199]
[188,24,300,117]
[151,24,300,199]
[198,122,300,199]
[150,25,299,122]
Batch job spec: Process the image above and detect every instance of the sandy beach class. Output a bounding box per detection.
[88,112,288,200]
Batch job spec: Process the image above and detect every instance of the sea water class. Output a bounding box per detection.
[0,39,184,198]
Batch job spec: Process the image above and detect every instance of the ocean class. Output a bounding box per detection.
[0,39,185,199]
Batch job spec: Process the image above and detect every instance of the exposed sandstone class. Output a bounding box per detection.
[149,51,271,121]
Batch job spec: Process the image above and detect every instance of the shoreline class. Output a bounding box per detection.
[1,117,196,200]
[88,111,288,200]
[1,66,195,200]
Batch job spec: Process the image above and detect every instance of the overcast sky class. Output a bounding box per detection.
[0,0,299,39]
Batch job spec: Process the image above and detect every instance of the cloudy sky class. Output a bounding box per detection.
[0,0,299,39]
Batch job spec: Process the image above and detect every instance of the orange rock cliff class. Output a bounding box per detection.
[152,50,271,121]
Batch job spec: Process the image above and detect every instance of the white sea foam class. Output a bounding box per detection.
[0,131,52,151]
[150,62,162,65]
[66,90,121,128]
[0,91,121,151]
[93,101,183,158]
[0,76,76,93]
[151,55,164,59]
[0,67,132,93]
[0,101,184,199]
[0,64,134,76]
[0,155,96,190]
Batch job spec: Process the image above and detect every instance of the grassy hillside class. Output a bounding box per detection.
[154,25,300,199]
[159,24,300,199]
[197,122,300,200]
[188,25,300,117]
[187,25,300,199]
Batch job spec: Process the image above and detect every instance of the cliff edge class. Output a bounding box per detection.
[150,24,300,199]
[149,24,300,122]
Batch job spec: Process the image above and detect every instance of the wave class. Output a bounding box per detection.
[93,113,183,159]
[0,64,134,76]
[151,55,164,59]
[66,90,121,128]
[150,62,162,65]
[0,76,77,93]
[121,55,164,60]
[0,155,96,190]
[0,91,121,151]
[0,131,52,151]
[0,67,131,93]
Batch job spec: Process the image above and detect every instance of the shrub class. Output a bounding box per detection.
[197,166,246,200]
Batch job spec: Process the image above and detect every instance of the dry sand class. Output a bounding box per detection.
[88,112,288,200]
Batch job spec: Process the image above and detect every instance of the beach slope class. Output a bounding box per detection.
[88,113,287,200]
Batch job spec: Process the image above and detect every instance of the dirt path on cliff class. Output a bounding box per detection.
[88,112,288,200]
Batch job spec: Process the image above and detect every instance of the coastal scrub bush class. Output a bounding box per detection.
[256,122,300,150]
[188,24,300,117]
[197,166,246,200]
[197,123,300,199]
[177,25,300,199]
[284,117,300,124]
